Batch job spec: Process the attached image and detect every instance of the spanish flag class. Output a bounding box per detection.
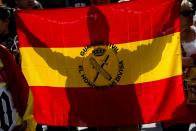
[16,0,185,127]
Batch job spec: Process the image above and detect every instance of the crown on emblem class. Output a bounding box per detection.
[93,47,106,56]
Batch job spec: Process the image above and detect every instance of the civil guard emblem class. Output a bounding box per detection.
[79,41,124,89]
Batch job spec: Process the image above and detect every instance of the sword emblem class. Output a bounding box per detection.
[89,54,112,83]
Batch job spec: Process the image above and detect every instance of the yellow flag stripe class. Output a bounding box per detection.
[20,32,182,87]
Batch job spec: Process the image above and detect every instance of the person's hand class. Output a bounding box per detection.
[182,56,193,67]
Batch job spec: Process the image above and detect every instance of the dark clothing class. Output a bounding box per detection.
[192,0,196,11]
[2,0,16,8]
[163,124,189,131]
[0,33,20,63]
[69,0,90,7]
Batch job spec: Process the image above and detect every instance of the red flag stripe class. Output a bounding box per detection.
[32,75,184,126]
[16,0,180,48]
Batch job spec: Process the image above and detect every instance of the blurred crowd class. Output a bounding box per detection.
[1,0,120,8]
[0,0,196,131]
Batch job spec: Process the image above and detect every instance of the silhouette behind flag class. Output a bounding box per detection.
[16,0,185,127]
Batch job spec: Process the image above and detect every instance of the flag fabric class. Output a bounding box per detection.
[16,0,185,127]
[0,45,36,130]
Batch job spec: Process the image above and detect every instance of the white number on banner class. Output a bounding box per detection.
[0,87,16,131]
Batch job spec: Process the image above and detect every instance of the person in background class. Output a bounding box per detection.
[0,2,42,130]
[0,44,36,131]
[0,0,42,63]
[181,0,196,70]
[190,0,196,11]
[16,0,42,9]
[69,0,89,7]
[163,0,195,131]
[90,0,110,5]
[2,0,42,9]
[0,6,20,63]
[0,6,36,130]
[193,12,196,26]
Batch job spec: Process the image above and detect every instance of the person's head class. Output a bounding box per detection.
[0,6,10,36]
[16,0,42,9]
[90,0,110,5]
[87,6,110,42]
[180,0,194,30]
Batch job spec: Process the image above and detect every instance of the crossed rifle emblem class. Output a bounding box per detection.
[89,54,112,83]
